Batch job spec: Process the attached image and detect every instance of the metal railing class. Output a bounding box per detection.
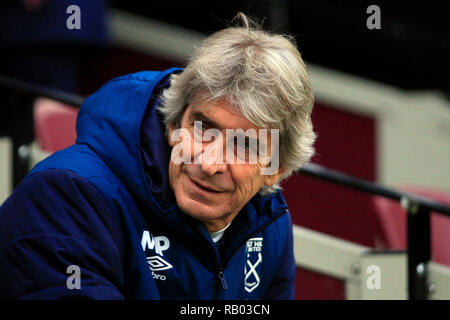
[1,73,449,300]
[301,163,449,300]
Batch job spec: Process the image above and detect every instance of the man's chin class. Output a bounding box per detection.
[177,196,231,223]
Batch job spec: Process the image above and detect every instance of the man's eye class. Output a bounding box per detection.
[193,122,205,133]
[235,137,257,154]
[244,137,257,151]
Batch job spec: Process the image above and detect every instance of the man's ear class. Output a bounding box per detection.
[263,167,286,187]
[167,123,176,147]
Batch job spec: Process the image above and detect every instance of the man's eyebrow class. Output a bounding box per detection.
[188,111,223,129]
[233,130,264,148]
[188,110,266,148]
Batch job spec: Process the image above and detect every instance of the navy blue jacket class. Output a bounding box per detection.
[0,68,296,300]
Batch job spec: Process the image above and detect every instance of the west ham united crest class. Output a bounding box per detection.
[244,237,263,293]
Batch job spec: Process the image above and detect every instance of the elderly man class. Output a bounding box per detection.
[0,14,315,299]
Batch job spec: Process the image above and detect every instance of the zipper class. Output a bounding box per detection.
[218,267,228,290]
[193,223,228,297]
[214,262,228,299]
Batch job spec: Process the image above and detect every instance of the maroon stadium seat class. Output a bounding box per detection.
[373,187,450,266]
[33,97,78,153]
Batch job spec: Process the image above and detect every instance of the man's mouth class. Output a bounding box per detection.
[188,176,222,193]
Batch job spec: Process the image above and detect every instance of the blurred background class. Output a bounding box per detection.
[0,0,449,299]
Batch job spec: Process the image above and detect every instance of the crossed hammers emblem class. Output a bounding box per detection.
[244,252,262,293]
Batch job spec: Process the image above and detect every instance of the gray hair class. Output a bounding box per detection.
[158,13,316,194]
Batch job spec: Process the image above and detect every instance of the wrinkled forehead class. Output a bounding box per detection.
[187,99,281,139]
[186,98,261,131]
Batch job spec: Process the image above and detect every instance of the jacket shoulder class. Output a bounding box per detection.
[100,68,183,87]
[30,144,120,185]
[0,168,126,299]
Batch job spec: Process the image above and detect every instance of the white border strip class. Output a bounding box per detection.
[293,224,369,280]
[428,261,450,300]
[108,9,205,63]
[0,137,12,204]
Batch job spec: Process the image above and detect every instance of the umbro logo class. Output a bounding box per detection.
[147,255,173,271]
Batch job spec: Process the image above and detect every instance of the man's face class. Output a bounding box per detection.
[167,99,284,232]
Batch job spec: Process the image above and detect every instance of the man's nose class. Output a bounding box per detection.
[199,142,228,176]
[200,159,228,176]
